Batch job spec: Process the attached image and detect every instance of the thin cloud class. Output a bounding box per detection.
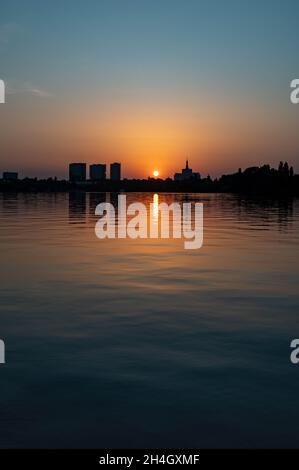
[30,88,53,98]
[6,80,54,98]
[0,22,21,45]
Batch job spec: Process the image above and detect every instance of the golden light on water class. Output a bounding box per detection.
[152,193,159,224]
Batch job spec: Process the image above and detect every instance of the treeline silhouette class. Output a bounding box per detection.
[1,162,298,195]
[217,162,297,194]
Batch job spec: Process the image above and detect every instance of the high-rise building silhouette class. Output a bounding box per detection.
[90,164,106,181]
[2,172,18,181]
[174,160,200,181]
[69,163,86,182]
[110,163,121,181]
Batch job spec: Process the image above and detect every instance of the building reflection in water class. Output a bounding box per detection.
[66,191,296,236]
[89,192,106,218]
[68,192,87,224]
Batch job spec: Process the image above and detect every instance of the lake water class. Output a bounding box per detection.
[0,192,299,448]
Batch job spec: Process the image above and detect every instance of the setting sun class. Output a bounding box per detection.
[153,170,159,178]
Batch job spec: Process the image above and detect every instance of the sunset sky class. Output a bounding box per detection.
[1,0,299,179]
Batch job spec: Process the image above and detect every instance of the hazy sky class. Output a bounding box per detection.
[1,0,299,178]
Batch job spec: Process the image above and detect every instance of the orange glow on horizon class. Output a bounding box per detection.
[3,95,297,180]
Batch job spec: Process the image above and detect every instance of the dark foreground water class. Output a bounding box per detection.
[0,192,299,448]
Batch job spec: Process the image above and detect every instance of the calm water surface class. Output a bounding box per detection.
[0,192,299,448]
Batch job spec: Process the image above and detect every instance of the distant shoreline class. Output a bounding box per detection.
[1,179,299,196]
[1,163,299,196]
